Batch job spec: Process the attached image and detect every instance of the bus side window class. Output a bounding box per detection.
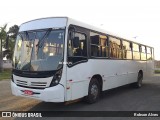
[147,47,152,60]
[68,32,87,57]
[100,35,108,57]
[151,48,154,60]
[90,35,101,57]
[90,32,108,58]
[133,43,140,60]
[109,37,122,59]
[140,45,146,60]
[122,40,132,59]
[67,30,87,65]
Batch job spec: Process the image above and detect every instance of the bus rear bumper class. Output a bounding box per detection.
[11,81,65,102]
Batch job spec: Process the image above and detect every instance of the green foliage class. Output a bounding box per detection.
[0,24,7,41]
[0,24,7,72]
[7,25,19,40]
[3,25,19,60]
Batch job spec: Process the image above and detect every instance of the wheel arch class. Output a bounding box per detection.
[90,74,103,92]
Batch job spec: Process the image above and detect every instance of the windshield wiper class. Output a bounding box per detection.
[37,28,52,48]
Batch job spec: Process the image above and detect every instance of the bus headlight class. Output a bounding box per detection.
[50,70,62,87]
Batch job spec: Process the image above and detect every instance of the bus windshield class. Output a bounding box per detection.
[13,29,65,71]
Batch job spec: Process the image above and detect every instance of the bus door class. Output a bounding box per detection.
[66,26,89,101]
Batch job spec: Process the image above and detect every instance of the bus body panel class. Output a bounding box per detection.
[12,69,67,102]
[66,62,90,100]
[13,74,53,88]
[66,59,150,100]
[146,60,154,77]
[11,81,65,102]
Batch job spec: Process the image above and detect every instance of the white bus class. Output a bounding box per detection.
[11,17,154,103]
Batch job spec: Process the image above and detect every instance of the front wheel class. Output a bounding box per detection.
[85,78,100,104]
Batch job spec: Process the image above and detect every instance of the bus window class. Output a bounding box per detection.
[122,40,132,59]
[109,37,122,59]
[140,45,146,60]
[147,47,152,60]
[133,43,140,60]
[68,32,87,57]
[151,48,154,60]
[100,35,108,57]
[68,31,87,65]
[90,32,108,57]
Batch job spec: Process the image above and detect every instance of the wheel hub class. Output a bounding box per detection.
[91,84,98,99]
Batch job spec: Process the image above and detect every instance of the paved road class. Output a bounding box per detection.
[0,75,160,120]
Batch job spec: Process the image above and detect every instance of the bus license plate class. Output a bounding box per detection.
[24,90,33,95]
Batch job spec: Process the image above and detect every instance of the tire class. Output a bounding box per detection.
[85,78,100,104]
[131,72,143,88]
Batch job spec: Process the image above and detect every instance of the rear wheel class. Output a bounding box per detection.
[85,78,100,103]
[131,72,143,88]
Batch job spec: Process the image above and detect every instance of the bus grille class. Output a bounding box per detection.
[15,80,47,88]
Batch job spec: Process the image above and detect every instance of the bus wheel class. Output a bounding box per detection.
[85,78,100,103]
[132,72,143,88]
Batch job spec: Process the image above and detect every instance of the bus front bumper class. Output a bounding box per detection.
[11,81,65,102]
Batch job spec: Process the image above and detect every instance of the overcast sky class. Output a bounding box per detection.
[0,0,160,60]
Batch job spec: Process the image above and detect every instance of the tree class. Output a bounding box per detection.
[0,24,7,72]
[7,25,19,40]
[3,25,19,60]
[0,24,19,72]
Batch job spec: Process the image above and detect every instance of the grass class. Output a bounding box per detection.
[155,70,160,74]
[0,69,12,81]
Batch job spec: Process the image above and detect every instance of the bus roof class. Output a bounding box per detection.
[20,17,153,48]
[67,17,153,48]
